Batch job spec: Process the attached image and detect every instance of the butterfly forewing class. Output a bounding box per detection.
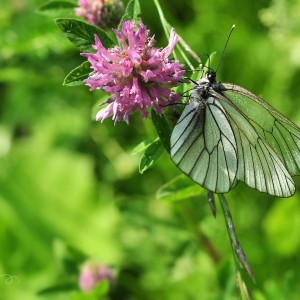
[170,96,238,193]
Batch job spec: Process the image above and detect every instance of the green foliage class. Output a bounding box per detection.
[132,138,164,174]
[36,0,77,18]
[63,61,90,86]
[131,138,158,155]
[70,281,109,300]
[121,0,141,22]
[138,139,164,173]
[151,108,181,152]
[157,175,204,202]
[1,0,300,299]
[55,18,114,51]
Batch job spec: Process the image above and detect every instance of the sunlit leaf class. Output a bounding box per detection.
[38,282,77,295]
[36,0,77,18]
[139,139,164,174]
[131,137,160,155]
[55,18,114,51]
[92,280,109,297]
[121,0,141,22]
[63,61,90,86]
[151,109,179,152]
[157,175,204,201]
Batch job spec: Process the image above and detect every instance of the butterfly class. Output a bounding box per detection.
[170,68,300,197]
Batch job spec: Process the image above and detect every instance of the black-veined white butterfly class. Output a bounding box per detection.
[170,36,300,198]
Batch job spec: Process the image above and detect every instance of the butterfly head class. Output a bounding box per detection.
[206,70,217,84]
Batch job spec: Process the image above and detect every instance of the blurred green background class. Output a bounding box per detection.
[1,0,300,299]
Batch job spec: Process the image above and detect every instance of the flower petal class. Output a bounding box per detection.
[162,28,178,57]
[96,102,114,122]
[82,21,184,124]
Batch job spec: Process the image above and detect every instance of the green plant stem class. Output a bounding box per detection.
[218,193,254,299]
[153,0,195,68]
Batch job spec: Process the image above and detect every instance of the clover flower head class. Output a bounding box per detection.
[79,262,114,292]
[81,21,185,124]
[75,0,124,28]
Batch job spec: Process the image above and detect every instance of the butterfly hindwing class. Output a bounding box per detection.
[212,89,295,197]
[220,83,300,177]
[170,96,238,193]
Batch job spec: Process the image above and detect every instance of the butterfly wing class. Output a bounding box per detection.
[211,87,295,197]
[170,96,238,193]
[220,83,300,176]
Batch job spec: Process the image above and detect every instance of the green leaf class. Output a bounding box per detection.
[55,18,114,51]
[38,282,77,295]
[36,1,77,18]
[151,109,180,152]
[70,292,96,300]
[67,276,109,300]
[139,139,164,174]
[131,137,159,155]
[63,61,91,86]
[157,175,205,201]
[121,0,141,22]
[92,280,109,297]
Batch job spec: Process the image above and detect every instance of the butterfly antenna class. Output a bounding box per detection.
[216,24,235,73]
